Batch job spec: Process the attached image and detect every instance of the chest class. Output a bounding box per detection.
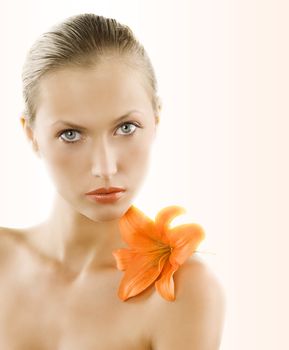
[0,256,152,350]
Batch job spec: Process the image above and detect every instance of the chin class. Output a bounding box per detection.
[80,195,133,222]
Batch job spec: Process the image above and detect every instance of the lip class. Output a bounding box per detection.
[85,187,125,195]
[86,191,125,204]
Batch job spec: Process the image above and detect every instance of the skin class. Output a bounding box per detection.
[0,59,226,349]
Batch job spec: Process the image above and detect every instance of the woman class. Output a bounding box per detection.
[0,13,225,349]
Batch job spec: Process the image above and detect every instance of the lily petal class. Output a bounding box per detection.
[167,223,205,266]
[118,205,160,251]
[155,260,179,301]
[112,248,138,271]
[117,252,168,301]
[154,205,187,244]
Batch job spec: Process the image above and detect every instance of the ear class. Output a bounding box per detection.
[20,116,40,156]
[155,115,160,125]
[154,115,159,134]
[153,115,160,142]
[154,96,162,127]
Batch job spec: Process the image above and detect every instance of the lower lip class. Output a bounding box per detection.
[86,191,125,204]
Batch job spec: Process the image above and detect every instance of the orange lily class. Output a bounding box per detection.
[112,205,205,302]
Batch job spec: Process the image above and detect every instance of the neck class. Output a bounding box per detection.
[29,193,127,280]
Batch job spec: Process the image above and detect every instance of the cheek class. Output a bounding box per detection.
[41,143,83,189]
[123,135,154,183]
[130,142,152,162]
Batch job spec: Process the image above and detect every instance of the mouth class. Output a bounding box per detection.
[85,187,125,195]
[85,189,125,204]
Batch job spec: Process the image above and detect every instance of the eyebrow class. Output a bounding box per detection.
[51,110,142,130]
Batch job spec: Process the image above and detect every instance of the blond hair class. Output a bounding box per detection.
[21,13,161,128]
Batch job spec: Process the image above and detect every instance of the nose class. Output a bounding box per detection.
[91,137,117,179]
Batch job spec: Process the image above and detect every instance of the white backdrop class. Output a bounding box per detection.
[0,0,288,349]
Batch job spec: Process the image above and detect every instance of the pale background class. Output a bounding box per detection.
[0,0,288,349]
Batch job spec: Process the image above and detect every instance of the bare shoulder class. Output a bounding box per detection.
[150,255,226,350]
[176,254,226,296]
[0,226,24,265]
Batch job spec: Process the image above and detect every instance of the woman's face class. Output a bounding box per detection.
[23,61,158,221]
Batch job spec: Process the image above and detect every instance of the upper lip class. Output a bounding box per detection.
[85,187,125,195]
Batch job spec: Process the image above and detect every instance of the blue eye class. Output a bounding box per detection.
[115,122,140,136]
[59,130,81,143]
[58,122,141,144]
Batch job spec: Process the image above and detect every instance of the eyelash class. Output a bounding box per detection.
[58,121,142,144]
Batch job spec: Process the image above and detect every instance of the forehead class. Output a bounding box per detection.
[36,61,152,124]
